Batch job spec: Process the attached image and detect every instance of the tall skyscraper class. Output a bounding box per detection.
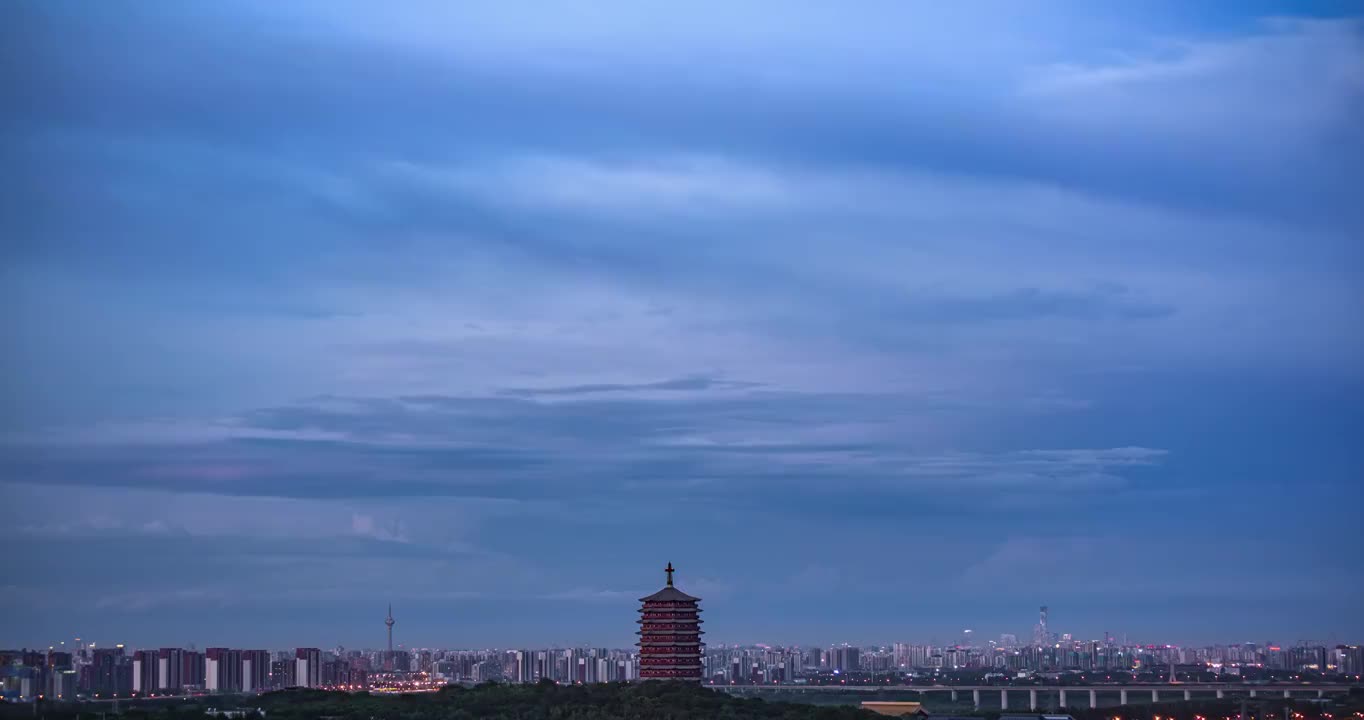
[1034,606,1049,647]
[637,562,704,681]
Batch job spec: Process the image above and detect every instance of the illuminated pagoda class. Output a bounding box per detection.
[637,562,704,681]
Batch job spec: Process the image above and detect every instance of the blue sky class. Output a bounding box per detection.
[2,1,1361,651]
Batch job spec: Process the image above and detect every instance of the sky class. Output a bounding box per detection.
[2,1,1362,651]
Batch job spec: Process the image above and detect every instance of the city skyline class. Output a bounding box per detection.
[5,635,1360,701]
[18,637,1362,655]
[5,572,1359,706]
[4,0,1362,650]
[10,601,1359,652]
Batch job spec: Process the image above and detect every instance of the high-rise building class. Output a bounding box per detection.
[1034,606,1049,647]
[514,651,535,683]
[89,646,131,697]
[295,648,321,688]
[637,562,704,681]
[321,658,348,687]
[158,648,184,692]
[133,650,157,694]
[242,650,270,692]
[182,650,206,689]
[270,659,294,689]
[50,669,79,700]
[829,645,861,673]
[206,648,242,693]
[1337,645,1362,674]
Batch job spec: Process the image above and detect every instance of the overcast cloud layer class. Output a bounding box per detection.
[2,1,1362,649]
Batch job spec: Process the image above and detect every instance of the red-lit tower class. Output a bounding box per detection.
[637,562,704,681]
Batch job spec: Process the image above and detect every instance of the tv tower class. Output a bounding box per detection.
[385,603,395,655]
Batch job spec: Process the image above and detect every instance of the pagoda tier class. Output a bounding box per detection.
[636,563,704,681]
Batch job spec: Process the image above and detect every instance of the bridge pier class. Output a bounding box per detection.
[1185,690,1192,701]
[1153,690,1160,703]
[1060,689,1067,708]
[1001,689,1008,710]
[974,690,981,709]
[1090,690,1097,709]
[952,690,959,702]
[1030,689,1038,711]
[1217,690,1224,699]
[1284,690,1291,698]
[1250,690,1257,698]
[1120,689,1128,705]
[1317,690,1324,698]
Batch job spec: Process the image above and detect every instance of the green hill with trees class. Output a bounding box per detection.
[5,682,878,720]
[255,682,877,720]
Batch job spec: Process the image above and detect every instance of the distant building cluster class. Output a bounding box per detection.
[3,639,1361,702]
[3,596,1360,702]
[509,649,639,684]
[701,642,1364,685]
[0,645,375,701]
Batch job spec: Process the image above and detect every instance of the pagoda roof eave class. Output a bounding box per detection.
[638,586,701,602]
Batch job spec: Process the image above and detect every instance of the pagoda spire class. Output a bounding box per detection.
[665,562,675,587]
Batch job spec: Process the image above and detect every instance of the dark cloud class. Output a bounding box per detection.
[5,5,1361,228]
[4,387,1168,505]
[3,1,1361,646]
